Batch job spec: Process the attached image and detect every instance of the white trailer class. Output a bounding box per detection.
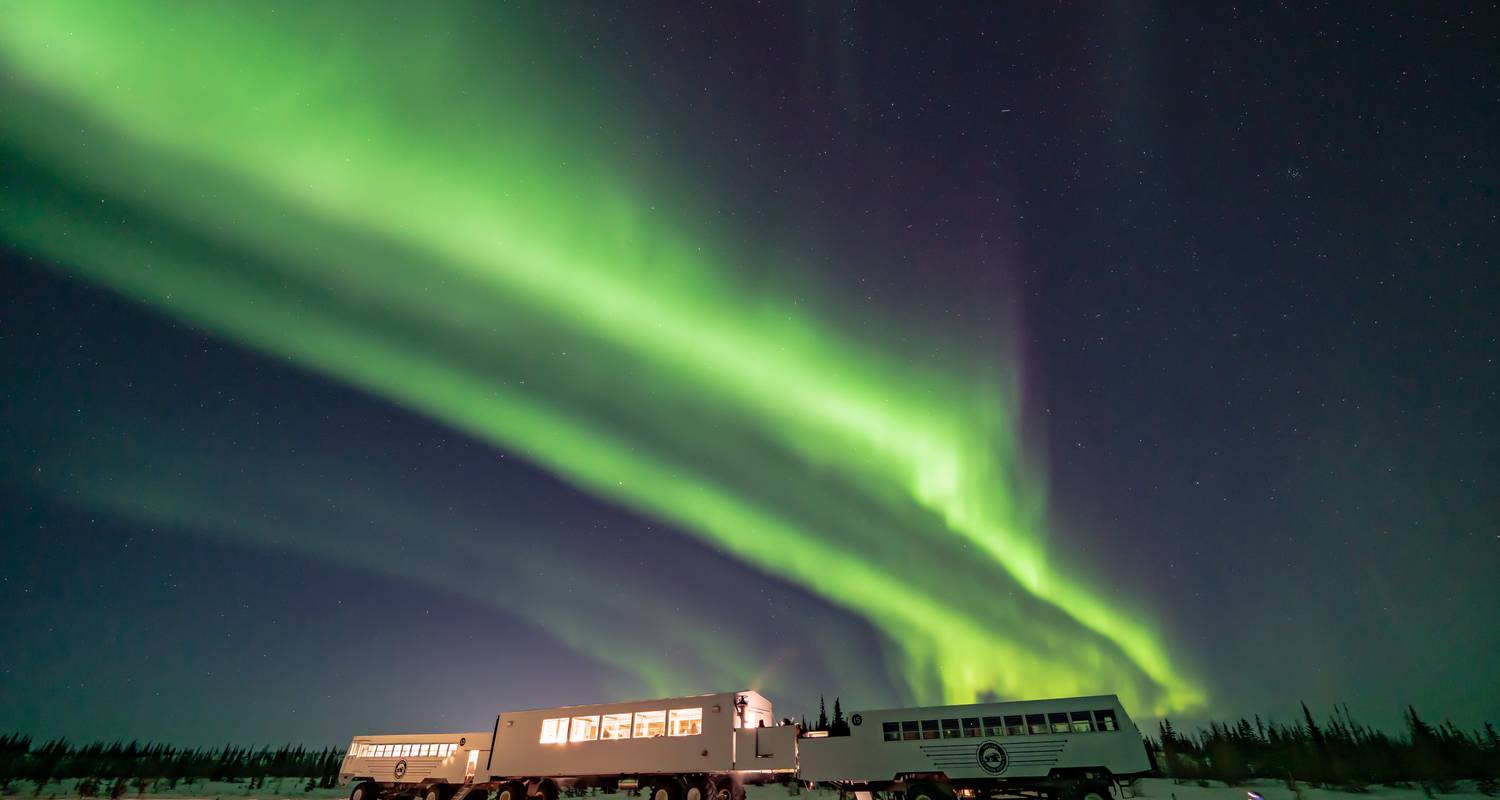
[798,695,1150,800]
[487,691,796,800]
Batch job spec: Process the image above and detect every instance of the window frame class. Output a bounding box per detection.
[570,715,601,742]
[668,708,704,737]
[601,713,633,740]
[633,709,667,739]
[539,717,570,744]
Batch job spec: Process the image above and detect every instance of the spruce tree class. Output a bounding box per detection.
[831,698,849,736]
[816,697,829,732]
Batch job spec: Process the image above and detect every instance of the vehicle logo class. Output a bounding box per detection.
[977,742,1008,775]
[851,714,863,726]
[393,760,407,779]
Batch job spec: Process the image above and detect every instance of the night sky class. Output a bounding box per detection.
[1,3,1495,746]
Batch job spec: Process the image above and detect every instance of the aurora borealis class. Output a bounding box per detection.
[2,2,1496,744]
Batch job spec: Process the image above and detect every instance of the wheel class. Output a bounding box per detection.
[906,783,954,800]
[687,778,720,800]
[423,786,449,800]
[352,783,380,800]
[1071,783,1111,800]
[496,783,527,800]
[536,782,559,800]
[651,778,685,800]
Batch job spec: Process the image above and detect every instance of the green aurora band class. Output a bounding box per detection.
[0,2,1205,714]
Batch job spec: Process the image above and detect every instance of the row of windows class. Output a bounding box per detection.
[539,708,703,744]
[881,709,1118,742]
[354,743,458,758]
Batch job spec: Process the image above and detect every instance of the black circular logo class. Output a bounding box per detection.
[851,714,863,726]
[459,737,466,747]
[977,742,1008,775]
[393,760,407,779]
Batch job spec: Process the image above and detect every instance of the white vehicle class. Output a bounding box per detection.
[489,690,795,800]
[341,732,492,800]
[341,691,1149,800]
[798,695,1150,800]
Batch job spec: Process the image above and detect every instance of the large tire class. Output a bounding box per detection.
[423,785,449,800]
[687,778,719,800]
[536,782,559,800]
[650,779,685,800]
[906,782,954,800]
[1072,783,1111,800]
[495,783,527,800]
[352,783,380,800]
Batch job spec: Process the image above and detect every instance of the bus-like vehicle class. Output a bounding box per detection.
[797,695,1148,800]
[339,691,1148,800]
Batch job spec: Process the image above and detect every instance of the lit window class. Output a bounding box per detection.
[381,745,393,757]
[443,744,454,756]
[982,717,1003,737]
[601,713,632,740]
[633,710,667,738]
[1049,713,1070,734]
[540,717,570,744]
[1005,716,1025,736]
[1027,714,1047,735]
[963,718,982,737]
[1070,711,1094,733]
[883,722,900,742]
[669,708,703,736]
[920,720,940,740]
[941,719,962,739]
[900,721,920,741]
[1093,710,1118,732]
[571,716,601,742]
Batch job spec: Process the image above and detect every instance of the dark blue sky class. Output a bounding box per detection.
[2,3,1496,744]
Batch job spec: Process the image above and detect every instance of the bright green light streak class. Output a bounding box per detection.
[0,1,1204,713]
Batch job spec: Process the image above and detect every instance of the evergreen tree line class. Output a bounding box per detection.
[800,696,851,737]
[0,734,344,796]
[1153,704,1500,793]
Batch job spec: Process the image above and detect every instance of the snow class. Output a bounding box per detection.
[14,780,1494,800]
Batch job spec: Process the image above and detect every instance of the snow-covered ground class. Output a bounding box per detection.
[14,780,1493,800]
